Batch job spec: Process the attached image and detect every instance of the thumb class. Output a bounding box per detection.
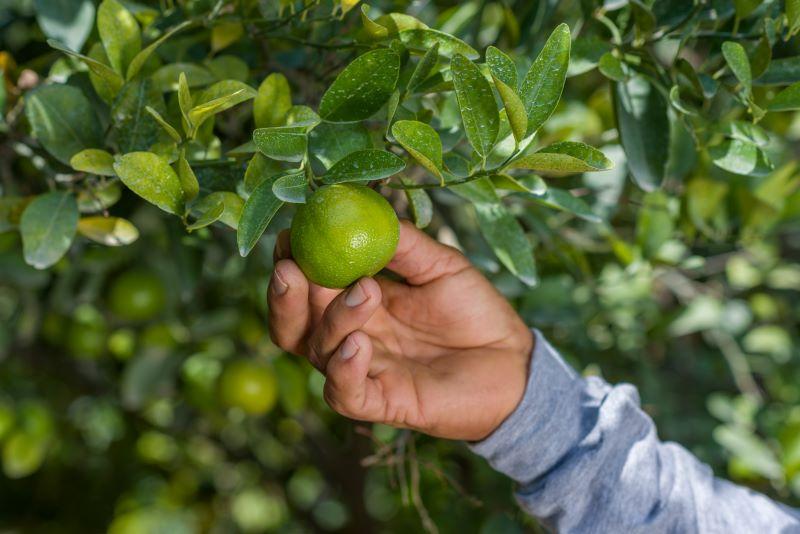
[322,331,380,422]
[387,220,471,285]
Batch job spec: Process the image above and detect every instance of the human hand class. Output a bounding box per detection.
[267,220,534,441]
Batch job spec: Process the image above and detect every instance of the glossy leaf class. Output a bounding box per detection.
[510,142,613,174]
[97,0,141,75]
[398,29,478,59]
[491,174,547,195]
[145,106,182,143]
[237,176,284,256]
[767,81,800,111]
[391,120,444,182]
[126,21,192,80]
[473,202,537,286]
[519,23,571,135]
[20,192,79,269]
[177,153,199,201]
[47,39,124,97]
[188,81,257,131]
[25,84,102,164]
[309,122,372,169]
[272,170,308,203]
[493,76,527,144]
[189,192,242,230]
[318,49,400,122]
[709,139,774,177]
[486,46,517,89]
[77,216,139,246]
[244,152,281,193]
[756,56,800,85]
[35,0,94,52]
[403,180,433,229]
[722,41,752,96]
[255,73,292,128]
[613,75,669,191]
[322,150,405,184]
[111,79,164,153]
[70,149,115,176]
[451,54,499,158]
[407,42,440,92]
[253,128,307,162]
[113,152,184,215]
[531,187,601,223]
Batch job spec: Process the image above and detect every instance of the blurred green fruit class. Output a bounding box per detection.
[218,360,278,416]
[108,270,167,322]
[67,316,108,360]
[108,328,136,360]
[2,431,47,478]
[290,184,399,289]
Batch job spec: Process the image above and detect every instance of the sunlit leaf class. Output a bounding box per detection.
[322,150,405,184]
[70,149,115,176]
[253,128,307,163]
[255,73,292,128]
[391,120,444,183]
[20,192,78,269]
[519,23,570,135]
[451,54,499,158]
[272,170,308,203]
[77,216,139,246]
[113,152,184,215]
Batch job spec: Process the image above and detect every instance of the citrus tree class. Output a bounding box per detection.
[1,0,799,531]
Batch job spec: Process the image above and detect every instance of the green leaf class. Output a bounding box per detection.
[253,128,307,163]
[177,72,192,127]
[360,4,389,39]
[598,52,626,82]
[719,120,770,147]
[176,153,199,201]
[319,49,400,122]
[391,120,444,183]
[636,190,675,257]
[20,192,79,269]
[749,35,772,80]
[492,76,527,144]
[450,176,499,203]
[188,80,257,132]
[732,0,762,19]
[113,152,184,215]
[402,179,433,229]
[97,0,141,75]
[709,139,774,177]
[237,176,284,256]
[789,0,800,34]
[322,149,405,184]
[272,170,308,203]
[486,46,517,89]
[491,174,547,195]
[244,152,281,193]
[151,63,215,91]
[188,191,243,230]
[206,55,249,82]
[722,41,752,96]
[613,75,669,191]
[309,122,372,169]
[714,425,783,480]
[519,23,571,135]
[285,105,320,130]
[398,29,478,59]
[47,40,124,96]
[510,142,613,174]
[126,21,192,80]
[530,187,601,223]
[187,196,224,231]
[255,73,292,128]
[756,56,800,85]
[767,81,800,111]
[407,42,440,92]
[145,105,182,143]
[451,54,499,158]
[70,149,115,176]
[77,216,139,246]
[25,84,102,164]
[35,0,95,52]
[111,79,164,153]
[473,202,537,286]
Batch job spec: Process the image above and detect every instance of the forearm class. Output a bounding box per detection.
[470,331,800,533]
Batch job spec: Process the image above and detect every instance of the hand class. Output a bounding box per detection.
[267,220,534,441]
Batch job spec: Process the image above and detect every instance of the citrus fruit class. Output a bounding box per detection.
[218,359,278,416]
[67,309,108,360]
[290,184,399,288]
[108,269,167,322]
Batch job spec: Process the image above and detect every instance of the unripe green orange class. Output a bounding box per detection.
[290,184,399,288]
[218,360,278,416]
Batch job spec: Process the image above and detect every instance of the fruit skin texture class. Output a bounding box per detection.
[108,269,167,322]
[290,184,400,289]
[218,360,278,416]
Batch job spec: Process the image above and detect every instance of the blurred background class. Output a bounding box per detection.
[1,0,800,532]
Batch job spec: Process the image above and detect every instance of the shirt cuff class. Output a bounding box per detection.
[468,329,586,485]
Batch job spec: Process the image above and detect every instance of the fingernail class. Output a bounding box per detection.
[272,269,289,295]
[339,336,359,360]
[345,281,367,307]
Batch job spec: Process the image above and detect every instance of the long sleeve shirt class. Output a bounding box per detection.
[470,331,800,533]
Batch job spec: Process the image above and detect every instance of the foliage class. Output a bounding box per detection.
[0,0,799,531]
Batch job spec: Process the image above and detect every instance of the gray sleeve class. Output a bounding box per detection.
[470,331,800,533]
